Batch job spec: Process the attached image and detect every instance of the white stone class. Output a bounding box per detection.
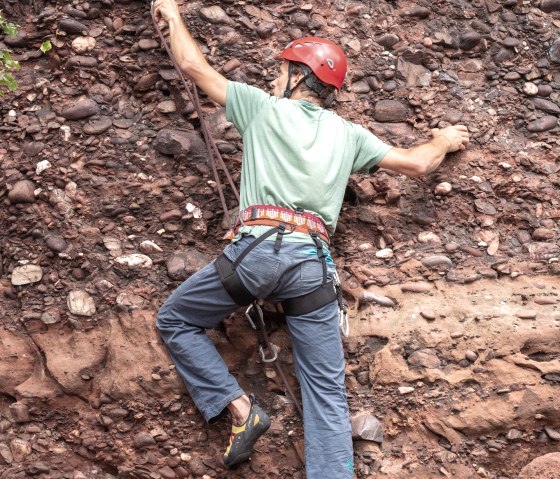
[499,162,512,170]
[358,243,374,251]
[67,290,96,316]
[523,82,539,96]
[71,36,96,53]
[434,182,452,196]
[103,236,122,251]
[36,160,52,174]
[115,254,153,269]
[398,386,415,395]
[418,231,441,244]
[11,264,43,286]
[376,248,393,259]
[9,438,31,463]
[60,125,71,141]
[139,240,163,254]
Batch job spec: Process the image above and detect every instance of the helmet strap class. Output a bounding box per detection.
[283,61,312,99]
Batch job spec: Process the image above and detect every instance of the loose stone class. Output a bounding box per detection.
[115,254,153,269]
[523,83,539,96]
[61,98,99,120]
[351,413,383,443]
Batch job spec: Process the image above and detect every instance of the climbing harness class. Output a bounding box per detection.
[150,1,238,228]
[216,204,349,414]
[224,204,330,244]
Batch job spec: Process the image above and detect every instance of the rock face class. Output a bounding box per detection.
[0,0,560,478]
[519,453,560,479]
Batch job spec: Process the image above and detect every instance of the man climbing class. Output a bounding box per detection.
[153,0,470,477]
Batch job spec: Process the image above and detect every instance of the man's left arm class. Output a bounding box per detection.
[154,0,228,106]
[377,125,470,177]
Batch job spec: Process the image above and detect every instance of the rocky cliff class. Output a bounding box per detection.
[1,0,559,478]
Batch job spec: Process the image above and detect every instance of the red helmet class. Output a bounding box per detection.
[279,37,347,90]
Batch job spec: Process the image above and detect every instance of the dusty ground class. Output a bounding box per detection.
[1,0,559,478]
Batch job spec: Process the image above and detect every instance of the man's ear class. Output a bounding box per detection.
[291,69,306,84]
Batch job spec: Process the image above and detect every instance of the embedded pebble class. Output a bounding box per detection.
[67,290,96,316]
[11,265,43,286]
[401,282,432,293]
[465,350,478,362]
[376,248,394,259]
[71,36,96,53]
[398,386,415,395]
[8,180,36,204]
[516,309,537,320]
[434,182,452,196]
[139,240,163,254]
[407,349,441,368]
[421,255,453,269]
[420,311,436,321]
[36,160,52,174]
[114,254,153,269]
[360,291,396,307]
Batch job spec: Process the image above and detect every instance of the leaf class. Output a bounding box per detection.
[40,40,52,53]
[0,72,17,90]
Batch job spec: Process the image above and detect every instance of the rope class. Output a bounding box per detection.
[150,2,239,228]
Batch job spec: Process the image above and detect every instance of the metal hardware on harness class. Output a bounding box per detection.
[333,270,349,337]
[245,302,277,363]
[245,301,303,418]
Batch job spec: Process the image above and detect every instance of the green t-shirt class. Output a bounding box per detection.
[225,81,391,241]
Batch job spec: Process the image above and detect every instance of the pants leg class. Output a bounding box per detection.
[270,247,354,479]
[285,300,354,479]
[156,259,244,422]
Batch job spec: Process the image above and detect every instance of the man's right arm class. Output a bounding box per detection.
[154,0,228,106]
[377,125,470,177]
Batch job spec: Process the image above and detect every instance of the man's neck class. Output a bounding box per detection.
[290,90,322,106]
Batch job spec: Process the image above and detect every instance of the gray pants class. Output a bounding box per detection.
[156,235,353,478]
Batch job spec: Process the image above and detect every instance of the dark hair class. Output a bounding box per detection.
[291,61,335,102]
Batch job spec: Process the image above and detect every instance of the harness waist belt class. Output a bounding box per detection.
[224,205,330,244]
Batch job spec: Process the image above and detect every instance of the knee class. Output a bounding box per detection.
[155,299,178,334]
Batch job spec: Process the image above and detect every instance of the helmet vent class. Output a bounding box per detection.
[326,58,334,69]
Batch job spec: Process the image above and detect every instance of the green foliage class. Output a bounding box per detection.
[1,12,19,95]
[0,13,53,96]
[0,14,18,37]
[40,40,52,53]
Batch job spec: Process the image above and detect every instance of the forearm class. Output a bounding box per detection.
[410,136,450,175]
[167,17,209,79]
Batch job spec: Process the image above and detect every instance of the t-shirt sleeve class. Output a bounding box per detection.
[351,123,392,173]
[226,81,272,134]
